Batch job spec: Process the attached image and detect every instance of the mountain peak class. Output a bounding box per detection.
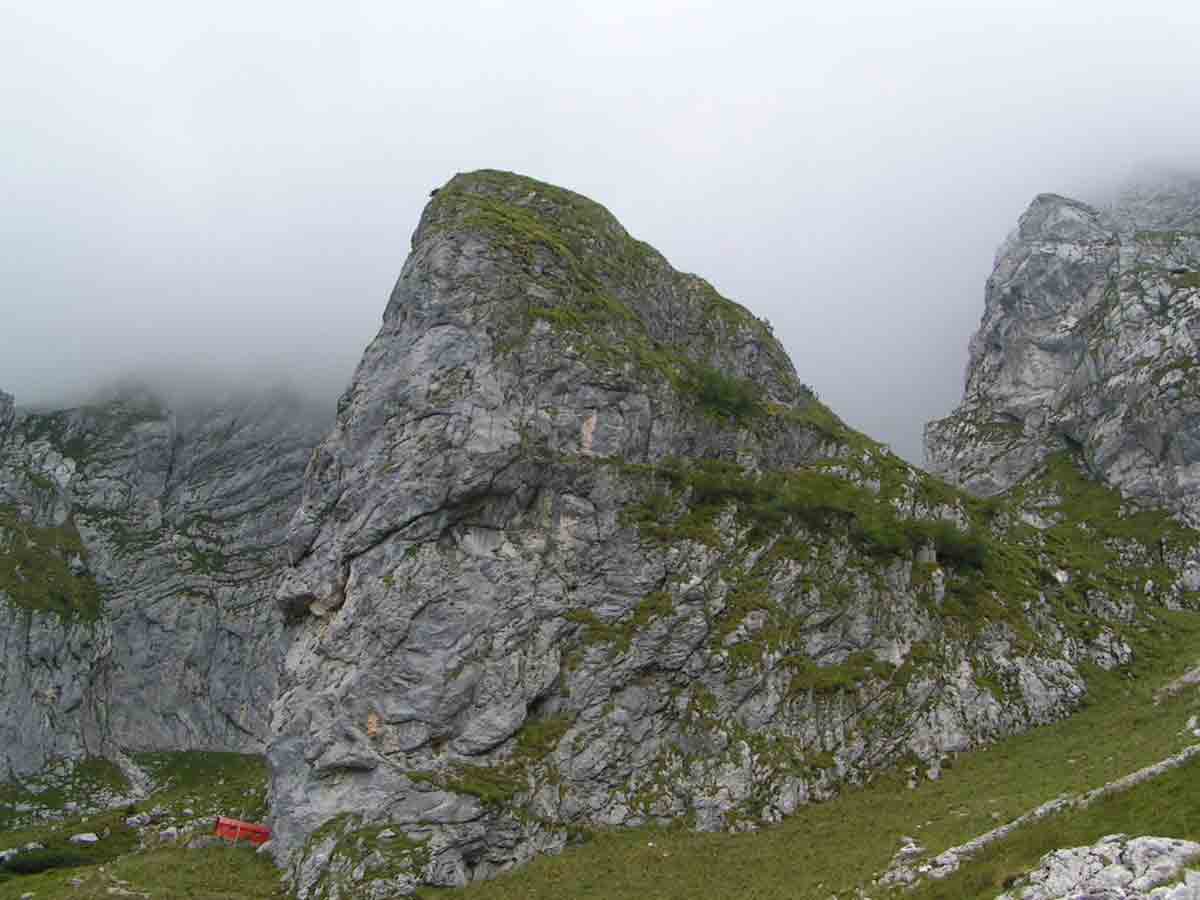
[928,177,1200,516]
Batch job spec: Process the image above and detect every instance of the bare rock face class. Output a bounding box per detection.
[0,383,325,780]
[0,391,13,435]
[926,172,1200,520]
[267,171,1193,898]
[997,834,1200,900]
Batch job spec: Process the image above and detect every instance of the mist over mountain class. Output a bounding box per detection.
[5,1,1200,461]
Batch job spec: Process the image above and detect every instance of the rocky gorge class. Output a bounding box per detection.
[3,169,1200,899]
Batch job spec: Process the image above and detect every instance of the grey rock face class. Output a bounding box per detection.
[926,174,1200,521]
[1109,170,1200,233]
[0,391,13,436]
[0,604,107,782]
[0,383,325,779]
[997,834,1200,900]
[267,171,1142,898]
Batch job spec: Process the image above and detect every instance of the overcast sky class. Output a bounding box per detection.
[4,0,1200,461]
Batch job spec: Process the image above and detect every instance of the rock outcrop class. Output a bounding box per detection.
[0,383,325,780]
[926,173,1200,521]
[998,835,1200,900]
[266,171,1199,898]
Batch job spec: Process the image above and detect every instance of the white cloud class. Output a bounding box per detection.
[3,0,1199,458]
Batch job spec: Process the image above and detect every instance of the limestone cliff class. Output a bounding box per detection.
[266,171,1197,898]
[0,383,325,780]
[926,172,1200,520]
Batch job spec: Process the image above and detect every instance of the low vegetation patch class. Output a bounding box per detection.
[626,456,989,568]
[692,367,762,422]
[132,751,269,822]
[0,752,271,896]
[0,758,128,832]
[0,506,101,620]
[908,754,1200,900]
[0,845,285,900]
[442,765,525,809]
[0,806,139,884]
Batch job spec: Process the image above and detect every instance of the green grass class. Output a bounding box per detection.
[442,764,525,808]
[132,752,269,822]
[769,395,865,448]
[0,806,140,883]
[514,714,575,760]
[436,715,577,810]
[0,846,286,900]
[0,505,102,620]
[624,456,989,571]
[694,368,762,422]
[0,753,271,897]
[1008,453,1200,623]
[908,757,1200,900]
[428,170,674,293]
[620,447,1199,656]
[185,545,230,576]
[785,651,887,695]
[1135,229,1195,245]
[0,758,129,832]
[564,590,677,655]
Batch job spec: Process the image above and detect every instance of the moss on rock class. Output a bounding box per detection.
[0,506,101,621]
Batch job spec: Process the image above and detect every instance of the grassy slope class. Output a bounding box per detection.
[0,753,272,899]
[909,760,1200,900]
[0,846,284,900]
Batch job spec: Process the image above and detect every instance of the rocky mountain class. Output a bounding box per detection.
[0,383,325,780]
[925,172,1200,522]
[264,171,1200,898]
[5,168,1200,900]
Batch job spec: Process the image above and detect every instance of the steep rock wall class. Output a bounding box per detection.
[0,385,325,779]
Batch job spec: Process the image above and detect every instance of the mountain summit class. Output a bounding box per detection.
[926,176,1200,522]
